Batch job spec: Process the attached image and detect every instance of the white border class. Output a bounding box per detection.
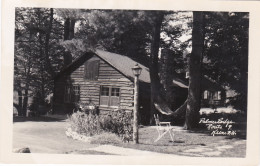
[1,0,260,165]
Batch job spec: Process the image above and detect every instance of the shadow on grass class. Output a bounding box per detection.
[64,150,115,155]
[136,141,207,147]
[13,116,66,123]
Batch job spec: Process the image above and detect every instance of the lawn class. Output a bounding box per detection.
[87,110,247,157]
[116,126,246,157]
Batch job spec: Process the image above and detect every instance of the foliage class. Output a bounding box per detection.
[14,7,65,115]
[203,12,249,112]
[68,111,102,136]
[67,110,133,142]
[65,127,91,142]
[227,94,247,113]
[99,110,133,142]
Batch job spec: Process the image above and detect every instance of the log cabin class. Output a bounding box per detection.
[53,49,151,124]
[200,76,226,108]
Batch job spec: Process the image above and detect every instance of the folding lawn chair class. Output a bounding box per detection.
[154,114,174,143]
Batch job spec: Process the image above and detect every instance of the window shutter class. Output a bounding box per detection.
[93,60,99,80]
[84,60,99,80]
[84,61,89,79]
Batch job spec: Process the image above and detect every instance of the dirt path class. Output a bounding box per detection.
[13,119,98,154]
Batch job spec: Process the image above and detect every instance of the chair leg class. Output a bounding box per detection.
[154,129,171,143]
[169,130,174,142]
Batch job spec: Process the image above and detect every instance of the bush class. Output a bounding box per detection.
[100,110,133,142]
[67,109,133,142]
[68,111,102,136]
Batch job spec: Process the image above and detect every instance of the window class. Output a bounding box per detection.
[100,86,120,107]
[72,86,80,102]
[217,91,221,100]
[84,60,100,80]
[64,86,71,103]
[101,87,109,96]
[213,91,221,100]
[111,88,120,96]
[64,85,80,103]
[185,72,189,79]
[203,90,208,99]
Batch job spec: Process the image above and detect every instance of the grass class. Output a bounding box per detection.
[86,111,247,157]
[90,132,122,145]
[115,126,246,157]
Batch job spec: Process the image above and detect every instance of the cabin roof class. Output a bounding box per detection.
[95,49,150,83]
[54,49,151,83]
[172,74,225,90]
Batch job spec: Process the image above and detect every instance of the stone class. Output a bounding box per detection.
[13,147,31,153]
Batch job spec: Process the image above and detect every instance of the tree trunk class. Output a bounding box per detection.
[63,17,75,66]
[40,72,45,105]
[64,18,70,40]
[22,64,31,117]
[184,12,205,130]
[22,87,29,117]
[44,8,55,77]
[39,33,46,105]
[149,12,164,124]
[18,89,23,116]
[69,18,76,39]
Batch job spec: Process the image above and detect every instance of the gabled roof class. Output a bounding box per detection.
[170,73,225,90]
[54,49,150,83]
[95,49,150,83]
[201,76,225,91]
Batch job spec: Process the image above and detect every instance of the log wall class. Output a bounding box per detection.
[53,55,135,114]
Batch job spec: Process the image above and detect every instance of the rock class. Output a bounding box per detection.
[13,147,31,153]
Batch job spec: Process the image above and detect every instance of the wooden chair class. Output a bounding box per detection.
[154,114,174,142]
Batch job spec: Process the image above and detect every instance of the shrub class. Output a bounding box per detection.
[67,109,133,142]
[68,111,102,136]
[99,110,133,142]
